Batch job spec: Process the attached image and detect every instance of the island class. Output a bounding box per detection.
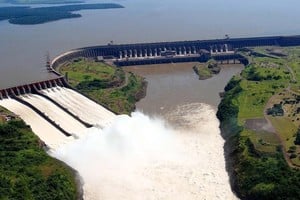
[193,59,221,80]
[0,3,124,25]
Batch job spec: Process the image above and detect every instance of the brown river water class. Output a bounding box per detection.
[125,62,244,114]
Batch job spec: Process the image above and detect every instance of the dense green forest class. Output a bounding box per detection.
[0,3,124,24]
[0,111,78,199]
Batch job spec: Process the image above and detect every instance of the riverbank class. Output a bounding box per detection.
[0,106,80,199]
[217,46,300,199]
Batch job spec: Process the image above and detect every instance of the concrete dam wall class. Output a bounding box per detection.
[51,35,300,68]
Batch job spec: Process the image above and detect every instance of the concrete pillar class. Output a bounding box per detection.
[149,49,153,57]
[43,82,47,89]
[179,47,182,55]
[49,81,53,88]
[21,86,26,94]
[193,46,196,54]
[37,83,42,90]
[5,90,9,98]
[0,91,3,99]
[10,88,16,96]
[225,44,228,52]
[154,49,157,57]
[16,87,21,96]
[220,45,224,53]
[139,50,142,57]
[58,78,64,87]
[129,50,132,57]
[119,51,123,59]
[183,47,187,55]
[27,85,31,93]
[33,84,39,92]
[159,48,162,56]
[144,49,147,57]
[210,46,213,54]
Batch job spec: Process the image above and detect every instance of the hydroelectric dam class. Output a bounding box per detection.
[1,35,300,149]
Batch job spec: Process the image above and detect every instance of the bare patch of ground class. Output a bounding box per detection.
[245,118,276,133]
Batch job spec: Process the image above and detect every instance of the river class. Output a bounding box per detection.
[125,63,243,114]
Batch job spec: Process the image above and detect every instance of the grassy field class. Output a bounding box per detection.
[59,58,147,114]
[237,47,300,161]
[237,60,290,122]
[60,59,120,87]
[217,46,300,199]
[0,110,78,199]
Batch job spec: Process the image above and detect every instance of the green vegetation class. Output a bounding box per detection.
[0,111,78,199]
[0,3,124,25]
[217,46,300,199]
[193,59,220,80]
[59,58,147,114]
[295,129,300,145]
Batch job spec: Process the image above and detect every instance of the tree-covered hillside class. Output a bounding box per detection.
[0,107,79,199]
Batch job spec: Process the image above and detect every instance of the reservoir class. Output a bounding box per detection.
[1,0,300,88]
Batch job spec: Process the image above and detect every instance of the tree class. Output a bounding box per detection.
[294,128,300,145]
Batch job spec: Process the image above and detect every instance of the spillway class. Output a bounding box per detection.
[41,87,116,128]
[20,94,87,136]
[0,98,73,149]
[0,86,116,149]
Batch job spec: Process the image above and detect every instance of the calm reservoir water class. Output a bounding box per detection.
[0,0,300,88]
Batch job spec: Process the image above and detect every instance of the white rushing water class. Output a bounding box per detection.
[41,87,116,128]
[0,88,237,199]
[53,103,237,200]
[0,98,73,149]
[20,93,87,136]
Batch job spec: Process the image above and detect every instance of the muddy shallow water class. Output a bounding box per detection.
[124,62,244,115]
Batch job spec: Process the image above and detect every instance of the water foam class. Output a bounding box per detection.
[52,103,238,200]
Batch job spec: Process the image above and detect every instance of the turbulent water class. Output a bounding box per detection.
[0,86,237,199]
[53,103,237,200]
